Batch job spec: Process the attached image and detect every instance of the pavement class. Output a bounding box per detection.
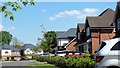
[0,60,36,68]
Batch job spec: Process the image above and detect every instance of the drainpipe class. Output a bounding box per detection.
[98,28,101,44]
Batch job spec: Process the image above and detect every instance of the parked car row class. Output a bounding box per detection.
[55,50,85,57]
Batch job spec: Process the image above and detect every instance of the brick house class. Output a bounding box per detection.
[0,44,21,61]
[76,8,115,53]
[19,44,36,60]
[65,38,77,52]
[76,23,85,53]
[114,2,120,37]
[56,28,76,51]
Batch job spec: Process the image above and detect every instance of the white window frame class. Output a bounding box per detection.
[78,32,80,40]
[86,27,90,36]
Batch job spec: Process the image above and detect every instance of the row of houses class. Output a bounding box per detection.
[0,44,36,61]
[56,2,120,54]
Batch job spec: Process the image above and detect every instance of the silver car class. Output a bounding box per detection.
[94,38,120,68]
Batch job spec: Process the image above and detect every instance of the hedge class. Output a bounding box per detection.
[33,56,95,68]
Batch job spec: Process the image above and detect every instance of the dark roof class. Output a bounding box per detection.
[98,8,113,17]
[56,31,66,38]
[118,2,120,8]
[78,23,85,32]
[67,28,77,37]
[87,8,115,28]
[56,28,77,39]
[2,44,20,51]
[19,44,36,50]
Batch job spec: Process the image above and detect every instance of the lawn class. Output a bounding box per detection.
[27,60,58,68]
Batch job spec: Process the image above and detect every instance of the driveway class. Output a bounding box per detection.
[1,60,36,68]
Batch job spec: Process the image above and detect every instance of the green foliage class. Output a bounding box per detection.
[0,0,35,21]
[33,56,96,68]
[44,31,57,48]
[11,37,21,48]
[33,46,42,53]
[0,31,12,45]
[13,44,21,48]
[38,31,57,53]
[90,53,95,59]
[39,40,51,52]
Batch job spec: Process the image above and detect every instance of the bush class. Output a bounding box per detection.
[33,56,95,68]
[90,53,95,59]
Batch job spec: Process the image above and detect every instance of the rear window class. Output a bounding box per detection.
[111,41,120,50]
[98,42,106,51]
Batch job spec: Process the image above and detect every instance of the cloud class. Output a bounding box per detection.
[8,26,15,31]
[49,8,99,21]
[11,26,15,30]
[83,8,99,13]
[49,17,55,20]
[41,9,47,13]
[0,24,3,31]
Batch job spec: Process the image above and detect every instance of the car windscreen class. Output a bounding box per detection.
[98,42,106,51]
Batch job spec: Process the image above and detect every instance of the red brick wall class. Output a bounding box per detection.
[91,29,115,53]
[66,39,77,52]
[92,37,99,53]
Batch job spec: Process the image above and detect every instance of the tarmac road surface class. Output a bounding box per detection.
[1,60,35,68]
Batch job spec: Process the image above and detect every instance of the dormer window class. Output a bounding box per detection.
[5,51,8,54]
[27,50,29,52]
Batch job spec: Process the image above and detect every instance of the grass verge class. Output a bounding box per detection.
[27,60,58,68]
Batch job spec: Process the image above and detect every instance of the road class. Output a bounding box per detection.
[1,60,36,68]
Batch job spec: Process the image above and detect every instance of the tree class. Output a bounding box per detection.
[38,31,57,53]
[0,0,35,20]
[0,31,12,45]
[10,37,21,48]
[33,45,42,53]
[44,31,57,48]
[39,40,51,53]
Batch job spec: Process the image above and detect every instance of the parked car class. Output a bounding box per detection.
[65,52,85,57]
[94,38,120,68]
[41,53,50,56]
[55,50,73,56]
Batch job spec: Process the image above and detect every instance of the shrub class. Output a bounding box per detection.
[33,56,96,68]
[90,53,95,59]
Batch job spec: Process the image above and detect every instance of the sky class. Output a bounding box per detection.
[1,2,117,45]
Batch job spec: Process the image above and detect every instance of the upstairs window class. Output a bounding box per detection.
[5,51,8,54]
[78,32,80,40]
[86,27,90,36]
[26,50,30,52]
[117,18,120,30]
